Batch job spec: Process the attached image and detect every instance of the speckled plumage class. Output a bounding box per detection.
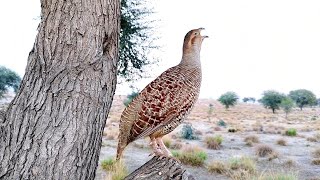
[117,28,208,160]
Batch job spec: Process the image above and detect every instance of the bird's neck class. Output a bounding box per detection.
[180,48,201,68]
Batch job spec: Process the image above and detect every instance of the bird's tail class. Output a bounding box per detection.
[116,139,126,161]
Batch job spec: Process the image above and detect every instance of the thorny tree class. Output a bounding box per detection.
[0,0,120,179]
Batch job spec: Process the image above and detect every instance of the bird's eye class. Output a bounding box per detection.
[194,32,198,35]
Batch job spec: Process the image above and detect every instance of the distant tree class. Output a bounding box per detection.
[123,91,139,107]
[280,97,295,119]
[0,66,21,98]
[243,97,249,103]
[260,90,286,113]
[243,97,256,103]
[289,89,317,110]
[249,97,256,103]
[119,0,159,82]
[317,98,320,107]
[218,92,239,109]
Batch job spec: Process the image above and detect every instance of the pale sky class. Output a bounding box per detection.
[0,0,320,99]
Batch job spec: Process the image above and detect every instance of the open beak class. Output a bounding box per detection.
[198,28,209,39]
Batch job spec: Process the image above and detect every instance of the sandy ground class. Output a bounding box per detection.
[97,96,320,180]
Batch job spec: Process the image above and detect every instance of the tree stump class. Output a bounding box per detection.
[125,156,195,180]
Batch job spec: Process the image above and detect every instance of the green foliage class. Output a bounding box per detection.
[217,119,226,127]
[285,128,297,136]
[243,97,256,103]
[180,124,199,140]
[259,90,286,113]
[218,92,239,109]
[101,158,116,171]
[280,97,295,118]
[0,66,21,98]
[119,0,159,81]
[123,91,139,107]
[289,89,317,110]
[172,148,207,166]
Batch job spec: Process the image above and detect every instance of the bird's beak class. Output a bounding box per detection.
[198,28,209,39]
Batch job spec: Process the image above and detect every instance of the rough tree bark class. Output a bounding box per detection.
[0,0,120,179]
[125,156,195,180]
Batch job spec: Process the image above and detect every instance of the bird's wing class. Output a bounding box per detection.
[123,66,198,142]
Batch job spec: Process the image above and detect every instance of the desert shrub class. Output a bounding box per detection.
[283,159,296,168]
[307,137,318,142]
[255,144,276,157]
[313,148,320,158]
[285,128,297,136]
[276,138,287,146]
[228,156,256,174]
[312,159,320,165]
[170,142,183,150]
[217,119,226,127]
[207,103,214,120]
[315,132,320,141]
[205,135,223,150]
[207,160,227,174]
[123,91,139,107]
[163,136,172,148]
[218,91,239,109]
[258,172,298,180]
[108,160,128,180]
[244,135,260,146]
[101,157,116,171]
[214,126,222,131]
[172,146,207,166]
[180,124,199,140]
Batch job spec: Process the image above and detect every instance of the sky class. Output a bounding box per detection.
[0,0,320,99]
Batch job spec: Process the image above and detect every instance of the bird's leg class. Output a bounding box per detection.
[156,137,172,157]
[149,137,163,156]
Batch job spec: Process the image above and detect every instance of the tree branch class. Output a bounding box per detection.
[125,156,195,180]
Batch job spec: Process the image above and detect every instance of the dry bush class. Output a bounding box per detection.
[132,142,145,149]
[213,126,222,131]
[255,144,276,157]
[207,160,227,174]
[257,172,298,180]
[276,138,287,146]
[268,151,279,161]
[283,159,296,168]
[312,158,320,165]
[163,136,172,148]
[104,160,128,180]
[244,135,260,146]
[313,147,320,158]
[228,156,256,174]
[314,132,320,141]
[205,135,223,150]
[170,141,183,150]
[307,137,318,142]
[172,145,207,166]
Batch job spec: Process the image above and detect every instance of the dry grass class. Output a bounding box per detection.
[163,136,172,148]
[276,138,287,146]
[256,172,298,180]
[255,144,277,157]
[312,147,320,158]
[312,158,320,165]
[244,135,260,146]
[172,145,207,166]
[103,127,119,140]
[170,141,183,150]
[207,160,227,174]
[307,137,318,142]
[105,160,128,180]
[283,159,296,168]
[205,135,223,150]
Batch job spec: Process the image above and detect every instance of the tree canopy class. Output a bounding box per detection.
[259,90,286,113]
[289,89,317,110]
[218,91,239,109]
[119,0,159,82]
[0,66,21,98]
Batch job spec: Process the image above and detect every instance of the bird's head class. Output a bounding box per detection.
[183,28,208,53]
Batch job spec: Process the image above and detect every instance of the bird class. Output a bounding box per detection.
[116,28,208,160]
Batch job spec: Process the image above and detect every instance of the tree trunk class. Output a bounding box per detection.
[125,156,195,180]
[0,0,120,179]
[272,108,275,114]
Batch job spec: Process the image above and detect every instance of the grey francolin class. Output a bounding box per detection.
[116,28,208,160]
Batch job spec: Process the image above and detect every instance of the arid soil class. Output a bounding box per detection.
[97,96,320,180]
